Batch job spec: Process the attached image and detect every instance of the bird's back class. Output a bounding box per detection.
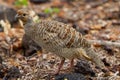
[35,20,90,48]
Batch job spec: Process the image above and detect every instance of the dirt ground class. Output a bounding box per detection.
[0,0,120,80]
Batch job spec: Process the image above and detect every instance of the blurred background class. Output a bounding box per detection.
[0,0,120,80]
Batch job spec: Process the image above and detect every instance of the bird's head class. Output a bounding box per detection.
[15,9,32,25]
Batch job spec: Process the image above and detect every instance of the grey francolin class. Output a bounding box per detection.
[15,9,106,74]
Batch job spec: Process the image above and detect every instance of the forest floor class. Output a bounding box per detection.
[0,0,120,80]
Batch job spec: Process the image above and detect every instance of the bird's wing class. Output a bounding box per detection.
[41,20,90,48]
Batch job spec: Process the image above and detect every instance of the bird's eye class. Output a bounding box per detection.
[23,13,26,16]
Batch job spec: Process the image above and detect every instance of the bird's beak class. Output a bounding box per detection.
[15,14,20,20]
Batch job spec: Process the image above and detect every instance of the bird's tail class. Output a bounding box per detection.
[84,47,105,69]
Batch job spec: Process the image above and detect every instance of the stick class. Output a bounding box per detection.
[88,40,120,47]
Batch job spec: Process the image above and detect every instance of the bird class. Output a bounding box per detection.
[15,9,106,74]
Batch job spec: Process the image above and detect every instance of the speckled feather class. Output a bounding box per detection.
[16,9,105,69]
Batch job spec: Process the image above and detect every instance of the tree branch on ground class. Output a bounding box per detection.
[88,40,120,47]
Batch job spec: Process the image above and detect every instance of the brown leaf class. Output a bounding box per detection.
[8,58,20,67]
[0,32,6,41]
[9,28,24,38]
[52,0,62,7]
[109,34,118,41]
[90,25,102,30]
[13,40,22,50]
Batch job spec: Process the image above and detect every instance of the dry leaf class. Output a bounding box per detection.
[91,24,102,30]
[0,20,11,35]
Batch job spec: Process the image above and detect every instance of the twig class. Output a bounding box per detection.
[88,40,120,47]
[109,71,119,80]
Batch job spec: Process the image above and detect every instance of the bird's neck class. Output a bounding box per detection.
[23,19,33,25]
[24,19,34,35]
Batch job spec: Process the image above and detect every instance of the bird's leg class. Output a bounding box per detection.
[70,58,74,69]
[55,58,65,75]
[67,58,74,72]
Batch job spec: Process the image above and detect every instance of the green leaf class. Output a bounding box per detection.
[44,8,60,14]
[44,8,53,14]
[14,0,28,7]
[53,8,60,13]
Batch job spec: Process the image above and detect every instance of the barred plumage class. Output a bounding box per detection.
[16,9,105,74]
